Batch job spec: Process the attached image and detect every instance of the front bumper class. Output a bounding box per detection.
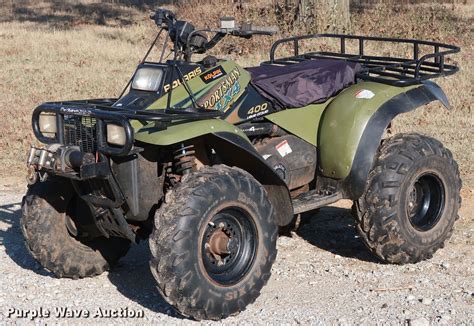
[26,144,110,181]
[26,143,136,241]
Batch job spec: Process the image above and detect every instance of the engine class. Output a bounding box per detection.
[255,135,317,191]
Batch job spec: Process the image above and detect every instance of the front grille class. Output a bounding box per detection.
[64,115,98,153]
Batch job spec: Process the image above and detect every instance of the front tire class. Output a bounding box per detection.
[21,178,130,278]
[149,165,278,320]
[353,133,461,264]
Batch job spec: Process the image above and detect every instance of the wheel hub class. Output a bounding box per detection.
[408,183,424,216]
[207,226,231,260]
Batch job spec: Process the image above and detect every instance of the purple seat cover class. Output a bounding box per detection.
[246,59,361,108]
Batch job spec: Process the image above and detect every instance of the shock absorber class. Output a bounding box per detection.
[173,143,196,175]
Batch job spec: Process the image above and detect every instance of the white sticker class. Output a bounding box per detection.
[275,140,292,157]
[355,89,375,99]
[262,154,272,160]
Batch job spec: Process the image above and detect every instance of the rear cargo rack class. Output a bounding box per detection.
[264,34,460,86]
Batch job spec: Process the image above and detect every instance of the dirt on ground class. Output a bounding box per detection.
[0,175,472,325]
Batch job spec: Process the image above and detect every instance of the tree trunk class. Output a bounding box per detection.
[335,0,350,29]
[317,0,351,32]
[294,0,350,33]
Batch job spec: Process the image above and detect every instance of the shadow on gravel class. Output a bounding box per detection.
[296,206,380,263]
[0,202,53,277]
[107,242,186,320]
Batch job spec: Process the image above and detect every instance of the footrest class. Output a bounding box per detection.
[292,190,342,214]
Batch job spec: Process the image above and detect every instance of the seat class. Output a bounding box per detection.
[246,59,361,109]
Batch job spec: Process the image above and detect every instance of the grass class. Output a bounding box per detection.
[0,1,472,185]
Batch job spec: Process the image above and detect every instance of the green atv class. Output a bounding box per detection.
[22,9,461,320]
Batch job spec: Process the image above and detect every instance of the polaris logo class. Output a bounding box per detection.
[198,67,241,112]
[59,107,92,116]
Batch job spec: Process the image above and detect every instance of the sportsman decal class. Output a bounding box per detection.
[198,68,241,112]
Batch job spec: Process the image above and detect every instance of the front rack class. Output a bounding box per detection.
[264,34,460,86]
[33,99,222,156]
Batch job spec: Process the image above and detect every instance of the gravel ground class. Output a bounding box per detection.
[1,176,472,325]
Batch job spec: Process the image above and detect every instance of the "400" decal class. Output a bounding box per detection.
[247,103,269,119]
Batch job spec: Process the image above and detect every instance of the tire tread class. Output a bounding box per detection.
[149,165,277,320]
[353,133,462,264]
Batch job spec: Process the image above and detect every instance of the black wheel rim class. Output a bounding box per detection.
[406,172,445,231]
[201,207,258,286]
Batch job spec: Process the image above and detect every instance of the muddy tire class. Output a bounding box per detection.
[353,133,461,264]
[149,165,278,320]
[21,178,130,278]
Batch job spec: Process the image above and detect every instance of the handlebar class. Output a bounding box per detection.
[151,8,278,37]
[240,23,279,36]
[149,8,279,60]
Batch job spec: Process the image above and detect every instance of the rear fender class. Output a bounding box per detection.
[135,120,294,226]
[318,80,450,199]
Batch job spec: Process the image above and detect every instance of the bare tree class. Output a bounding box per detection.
[296,0,350,32]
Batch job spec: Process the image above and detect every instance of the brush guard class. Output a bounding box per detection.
[32,98,223,157]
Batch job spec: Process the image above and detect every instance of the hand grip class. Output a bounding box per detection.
[250,25,279,35]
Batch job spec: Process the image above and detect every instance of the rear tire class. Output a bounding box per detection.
[353,133,461,264]
[21,178,130,278]
[149,165,278,320]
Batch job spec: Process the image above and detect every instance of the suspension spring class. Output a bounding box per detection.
[173,143,196,175]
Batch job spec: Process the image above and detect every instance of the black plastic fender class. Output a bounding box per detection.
[210,132,294,226]
[342,81,451,200]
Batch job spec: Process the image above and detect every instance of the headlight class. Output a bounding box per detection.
[131,67,163,92]
[39,113,57,134]
[107,124,126,146]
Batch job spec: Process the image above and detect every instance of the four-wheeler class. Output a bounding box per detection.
[21,9,461,320]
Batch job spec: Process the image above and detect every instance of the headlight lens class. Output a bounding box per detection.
[39,113,57,134]
[131,67,163,92]
[107,124,126,146]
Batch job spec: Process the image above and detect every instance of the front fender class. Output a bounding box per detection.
[134,118,248,146]
[210,132,293,226]
[134,119,294,226]
[318,80,450,199]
